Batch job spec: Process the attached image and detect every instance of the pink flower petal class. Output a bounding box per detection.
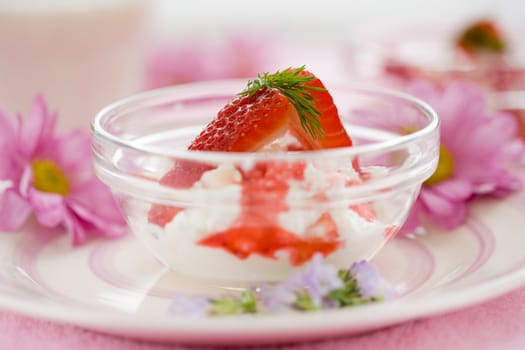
[145,36,269,89]
[473,170,523,197]
[0,188,32,231]
[0,153,19,182]
[399,201,424,235]
[501,139,525,163]
[428,202,467,230]
[51,130,94,187]
[18,96,47,158]
[68,175,125,217]
[457,115,518,166]
[18,165,32,197]
[27,188,66,228]
[67,199,126,238]
[359,79,524,233]
[419,188,467,230]
[62,213,87,246]
[431,178,473,202]
[419,189,456,216]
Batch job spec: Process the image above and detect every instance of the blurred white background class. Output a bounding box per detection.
[145,0,525,83]
[1,0,524,128]
[150,0,524,41]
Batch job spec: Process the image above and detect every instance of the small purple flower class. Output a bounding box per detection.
[350,260,396,300]
[169,294,211,317]
[293,253,343,306]
[258,282,297,312]
[259,253,342,311]
[168,258,393,317]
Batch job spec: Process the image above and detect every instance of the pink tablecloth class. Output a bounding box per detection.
[1,285,525,350]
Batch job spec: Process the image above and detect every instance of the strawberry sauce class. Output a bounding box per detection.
[197,161,342,266]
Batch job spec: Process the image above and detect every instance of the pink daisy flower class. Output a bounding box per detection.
[145,35,270,89]
[0,96,126,244]
[358,80,524,233]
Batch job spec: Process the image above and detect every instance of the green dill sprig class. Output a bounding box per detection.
[241,65,325,140]
[210,290,257,316]
[294,291,319,311]
[327,270,380,307]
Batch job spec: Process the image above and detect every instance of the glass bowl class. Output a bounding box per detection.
[92,80,439,281]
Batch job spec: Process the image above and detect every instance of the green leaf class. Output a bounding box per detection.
[210,290,258,316]
[210,298,242,316]
[240,65,325,140]
[326,269,380,307]
[294,291,318,311]
[240,290,257,314]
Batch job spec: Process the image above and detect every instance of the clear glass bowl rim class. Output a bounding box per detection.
[91,79,440,162]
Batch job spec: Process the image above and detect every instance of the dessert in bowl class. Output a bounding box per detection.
[348,19,525,92]
[92,67,439,281]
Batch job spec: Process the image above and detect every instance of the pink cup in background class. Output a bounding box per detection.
[344,20,525,90]
[344,20,525,142]
[0,0,150,129]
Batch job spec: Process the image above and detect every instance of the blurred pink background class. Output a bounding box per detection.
[1,0,524,129]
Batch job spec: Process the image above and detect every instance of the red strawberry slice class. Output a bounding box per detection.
[148,87,298,227]
[189,87,297,152]
[148,66,353,227]
[147,160,210,226]
[197,225,341,265]
[147,204,181,228]
[186,67,353,154]
[291,70,353,149]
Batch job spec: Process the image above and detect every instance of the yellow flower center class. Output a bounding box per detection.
[400,126,455,186]
[400,126,417,135]
[424,145,455,186]
[32,160,70,195]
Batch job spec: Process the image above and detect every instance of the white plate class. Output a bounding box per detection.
[1,172,525,345]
